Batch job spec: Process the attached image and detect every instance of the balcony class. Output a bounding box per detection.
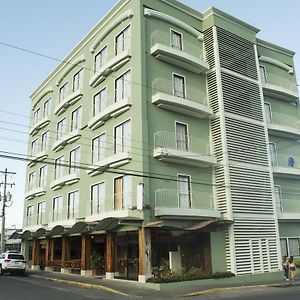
[54,89,83,116]
[50,170,80,191]
[272,154,300,178]
[262,73,299,101]
[85,192,143,222]
[155,189,220,218]
[277,198,300,220]
[150,30,208,74]
[48,207,79,227]
[25,186,46,199]
[29,116,50,136]
[152,78,212,118]
[89,49,131,88]
[88,95,132,130]
[87,147,132,177]
[153,131,216,167]
[52,129,81,152]
[28,150,48,167]
[267,112,300,139]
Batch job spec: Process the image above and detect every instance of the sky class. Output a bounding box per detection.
[0,0,299,229]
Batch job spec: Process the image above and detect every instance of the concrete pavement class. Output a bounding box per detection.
[27,270,300,298]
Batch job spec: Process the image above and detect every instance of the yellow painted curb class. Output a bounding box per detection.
[31,275,131,297]
[181,284,268,297]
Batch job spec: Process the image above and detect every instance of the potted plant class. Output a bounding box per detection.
[90,251,103,276]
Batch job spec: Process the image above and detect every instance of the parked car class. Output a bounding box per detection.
[0,252,26,275]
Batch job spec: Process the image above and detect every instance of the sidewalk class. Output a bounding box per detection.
[28,270,300,298]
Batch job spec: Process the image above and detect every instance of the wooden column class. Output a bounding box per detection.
[106,233,115,273]
[32,239,40,266]
[81,235,91,270]
[45,239,50,267]
[138,228,151,282]
[49,239,54,262]
[203,233,212,274]
[61,237,67,268]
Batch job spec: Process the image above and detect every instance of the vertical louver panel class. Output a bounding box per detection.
[207,72,219,114]
[225,117,268,166]
[221,72,263,121]
[203,27,215,69]
[217,27,258,79]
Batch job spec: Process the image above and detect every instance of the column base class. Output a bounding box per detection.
[138,275,150,283]
[45,266,52,272]
[105,272,115,279]
[31,265,40,271]
[61,268,71,274]
[81,270,93,277]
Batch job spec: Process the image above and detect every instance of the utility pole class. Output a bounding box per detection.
[0,168,16,253]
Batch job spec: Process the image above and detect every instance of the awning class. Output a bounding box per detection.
[63,222,90,236]
[185,220,216,231]
[93,217,142,232]
[9,231,22,240]
[46,225,66,237]
[21,230,32,240]
[32,227,47,239]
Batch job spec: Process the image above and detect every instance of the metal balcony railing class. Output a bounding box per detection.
[265,73,298,93]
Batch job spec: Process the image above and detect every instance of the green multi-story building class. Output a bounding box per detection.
[21,0,299,281]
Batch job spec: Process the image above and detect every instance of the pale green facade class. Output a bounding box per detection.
[22,0,299,280]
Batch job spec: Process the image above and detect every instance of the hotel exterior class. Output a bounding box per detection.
[21,0,299,281]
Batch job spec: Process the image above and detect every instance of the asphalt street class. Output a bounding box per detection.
[1,273,300,300]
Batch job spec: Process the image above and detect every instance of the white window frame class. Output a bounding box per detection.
[177,174,192,208]
[274,185,283,212]
[268,142,277,167]
[54,156,64,179]
[170,29,183,50]
[114,119,131,154]
[28,171,36,191]
[31,139,39,156]
[59,82,69,103]
[175,121,189,151]
[52,195,63,222]
[113,175,132,210]
[94,46,108,73]
[57,117,67,140]
[91,181,105,214]
[115,69,131,102]
[264,102,272,124]
[259,65,267,84]
[39,165,47,188]
[71,106,82,131]
[73,68,83,92]
[280,237,300,257]
[173,73,186,98]
[41,130,49,152]
[33,108,40,124]
[69,146,80,174]
[43,98,51,118]
[115,25,131,55]
[37,201,46,225]
[92,132,106,163]
[67,190,79,219]
[93,87,107,115]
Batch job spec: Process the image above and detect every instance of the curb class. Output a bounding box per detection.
[30,274,132,297]
[180,284,269,298]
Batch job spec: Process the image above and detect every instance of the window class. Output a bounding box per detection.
[31,139,38,156]
[57,118,67,139]
[176,122,188,151]
[28,171,36,190]
[91,182,105,214]
[115,25,131,55]
[69,147,80,174]
[280,237,300,257]
[94,46,107,72]
[26,205,34,226]
[170,30,182,50]
[43,98,51,117]
[274,185,282,212]
[93,88,107,115]
[260,65,266,83]
[71,106,82,131]
[54,156,64,179]
[173,74,185,98]
[33,108,40,124]
[92,133,106,163]
[37,201,46,225]
[114,176,131,210]
[73,69,83,92]
[269,143,277,166]
[41,131,49,151]
[53,196,63,222]
[59,82,69,103]
[264,102,272,123]
[114,120,131,154]
[67,190,79,219]
[39,165,47,188]
[115,70,131,101]
[177,174,191,208]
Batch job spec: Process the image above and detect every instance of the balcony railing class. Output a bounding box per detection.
[29,115,50,135]
[54,89,83,116]
[277,198,300,219]
[50,207,79,223]
[151,30,204,61]
[52,129,81,152]
[50,169,80,190]
[269,112,300,130]
[273,154,300,168]
[152,78,207,105]
[265,73,298,93]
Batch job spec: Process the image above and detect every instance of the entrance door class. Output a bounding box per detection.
[115,232,139,280]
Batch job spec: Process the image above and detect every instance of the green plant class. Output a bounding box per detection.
[89,251,103,269]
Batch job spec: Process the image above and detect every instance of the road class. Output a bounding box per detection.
[0,273,299,300]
